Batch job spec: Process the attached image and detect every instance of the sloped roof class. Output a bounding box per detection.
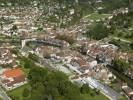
[3,68,23,78]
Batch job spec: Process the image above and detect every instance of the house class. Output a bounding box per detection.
[0,68,27,90]
[35,46,61,58]
[122,84,133,100]
[71,57,90,73]
[125,68,133,79]
[35,46,53,58]
[71,57,87,68]
[21,46,33,56]
[0,48,15,65]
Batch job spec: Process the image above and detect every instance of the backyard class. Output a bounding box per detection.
[7,84,31,100]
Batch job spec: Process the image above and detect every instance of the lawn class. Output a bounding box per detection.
[7,84,30,100]
[83,13,111,20]
[7,83,110,100]
[109,39,133,53]
[0,97,3,100]
[81,88,109,100]
[81,93,109,100]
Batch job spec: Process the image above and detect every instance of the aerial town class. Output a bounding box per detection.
[0,0,133,100]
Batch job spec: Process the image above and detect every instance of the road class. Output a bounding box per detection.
[73,77,120,100]
[83,77,120,100]
[0,86,11,100]
[65,64,82,75]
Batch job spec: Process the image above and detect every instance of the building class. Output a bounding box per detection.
[71,57,90,73]
[0,48,17,66]
[0,68,27,90]
[122,84,133,100]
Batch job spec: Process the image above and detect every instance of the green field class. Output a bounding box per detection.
[7,83,109,100]
[109,38,133,53]
[7,84,30,100]
[83,13,110,20]
[81,87,109,100]
[81,93,109,100]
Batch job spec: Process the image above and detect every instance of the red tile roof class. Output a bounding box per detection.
[3,68,23,78]
[6,75,25,87]
[71,57,89,68]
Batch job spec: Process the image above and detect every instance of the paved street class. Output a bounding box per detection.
[66,64,82,74]
[0,87,11,100]
[85,77,120,100]
[74,77,120,100]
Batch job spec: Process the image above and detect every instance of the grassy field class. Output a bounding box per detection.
[109,39,133,53]
[7,83,109,100]
[80,85,109,100]
[81,93,109,100]
[7,84,30,100]
[83,13,110,20]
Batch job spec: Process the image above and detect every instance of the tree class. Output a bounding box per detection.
[101,0,130,13]
[111,59,130,72]
[28,53,39,62]
[130,42,133,50]
[55,34,75,44]
[89,22,109,40]
[28,67,48,83]
[11,25,18,31]
[80,84,90,94]
[27,67,83,100]
[10,95,20,100]
[0,22,3,29]
[23,58,34,68]
[10,48,19,55]
[80,44,88,55]
[37,27,43,32]
[22,88,30,98]
[95,89,100,95]
[85,30,92,40]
